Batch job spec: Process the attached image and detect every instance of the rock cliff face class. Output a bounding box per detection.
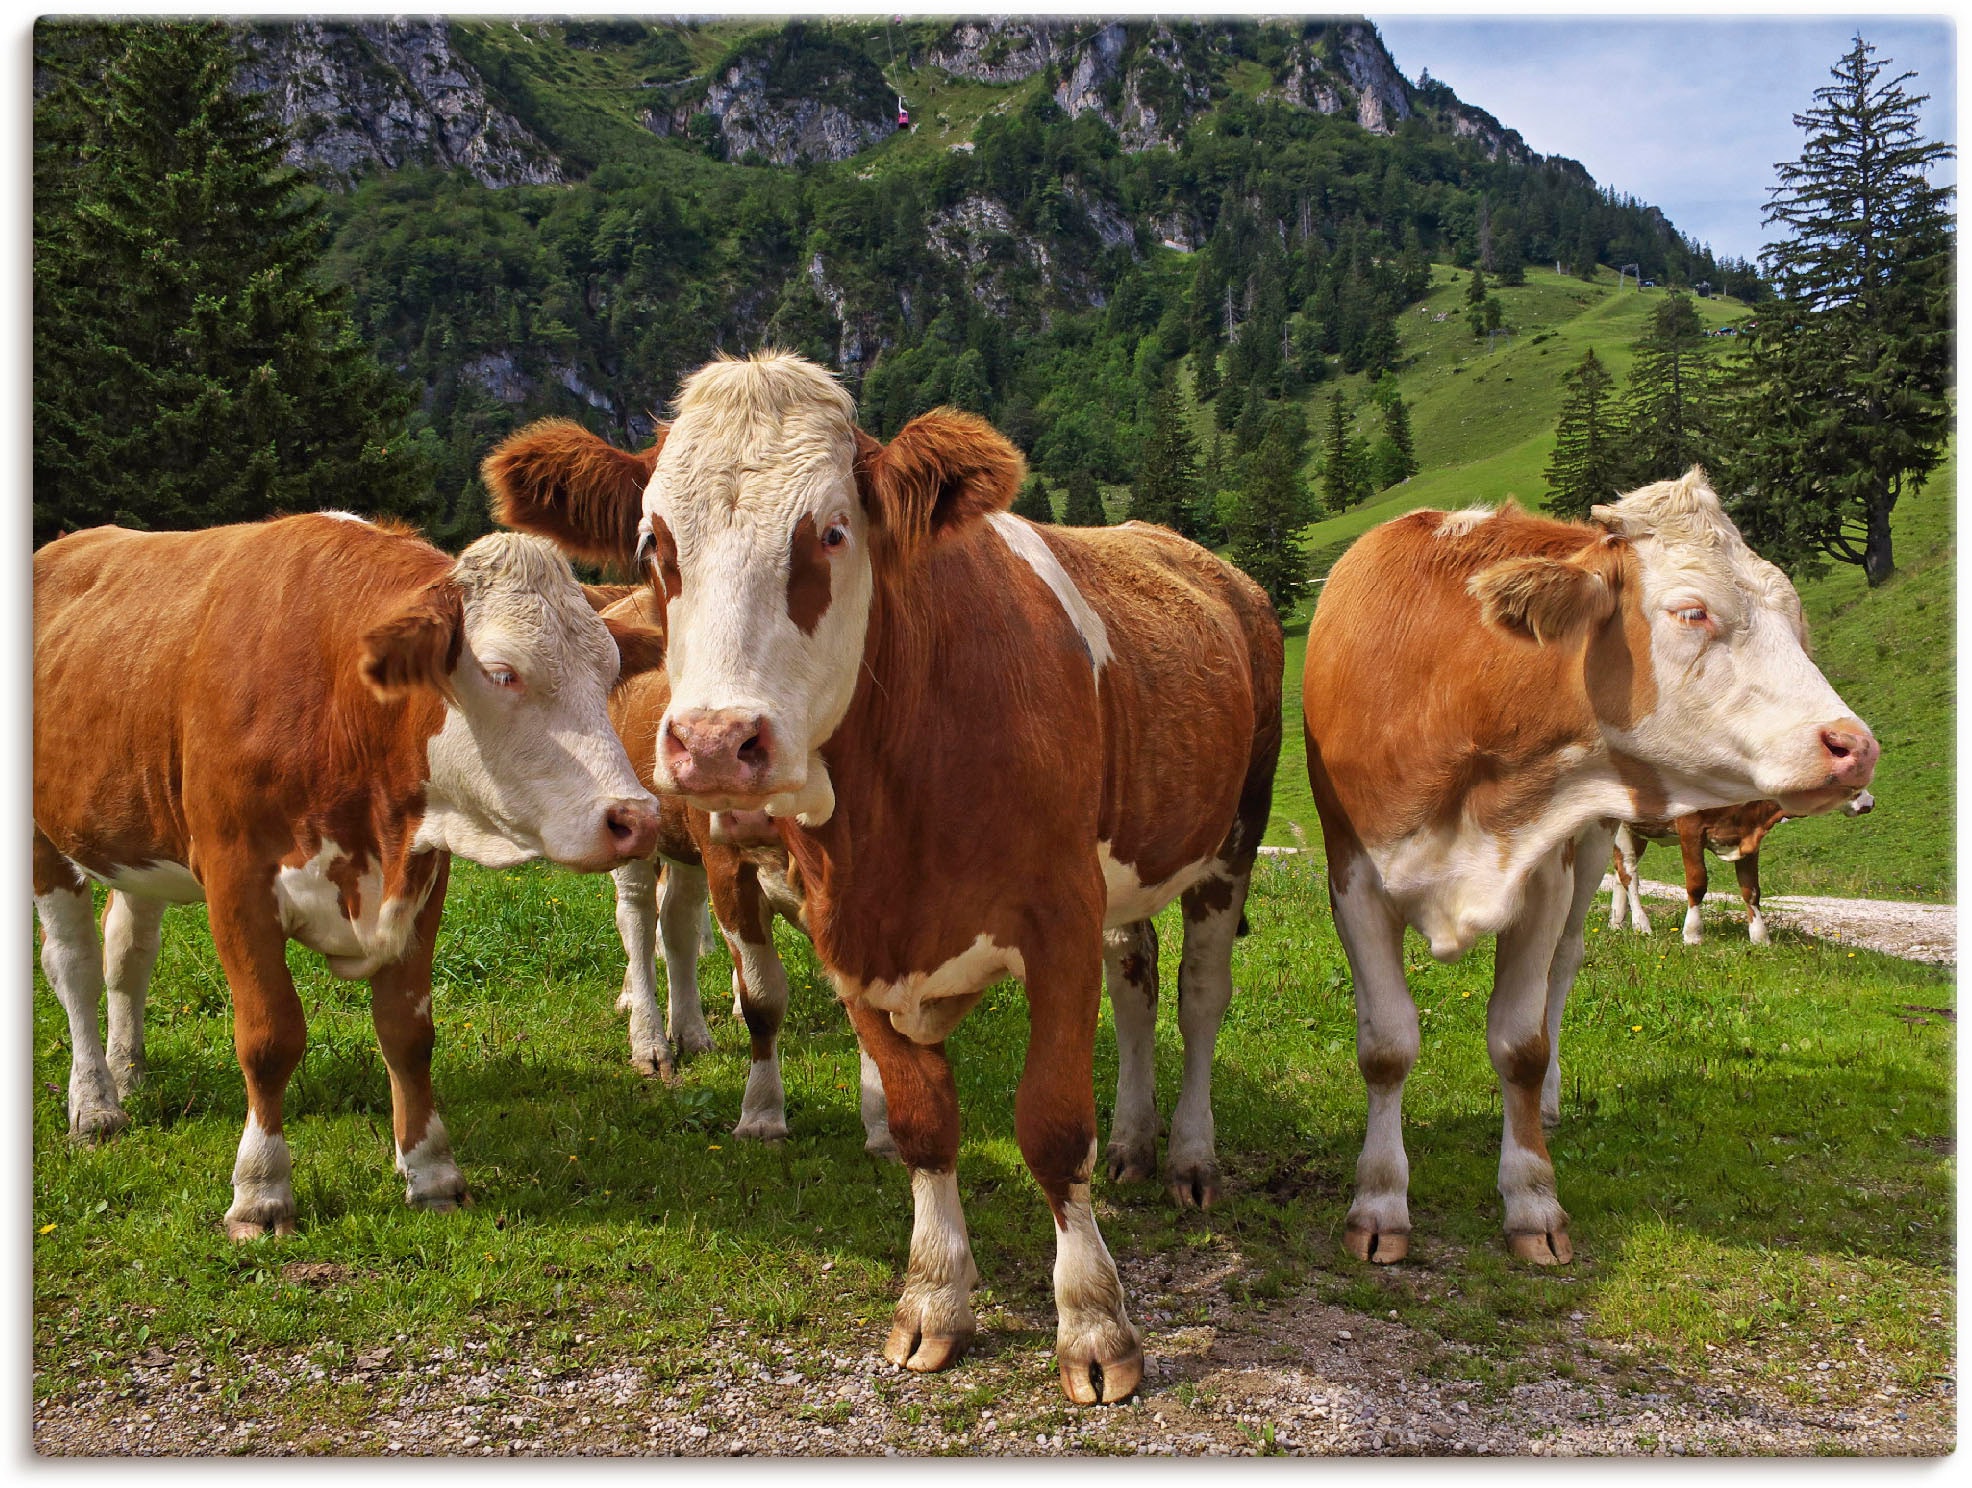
[654,27,897,165]
[235,19,561,187]
[928,19,1064,84]
[1266,21,1413,135]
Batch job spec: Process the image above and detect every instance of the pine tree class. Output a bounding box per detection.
[1062,468,1108,527]
[1617,291,1717,485]
[1375,394,1419,488]
[1227,416,1315,616]
[1194,431,1231,546]
[1545,350,1622,519]
[1465,265,1488,307]
[1010,473,1056,523]
[1320,389,1360,512]
[1127,380,1203,538]
[1721,34,1954,584]
[34,21,432,545]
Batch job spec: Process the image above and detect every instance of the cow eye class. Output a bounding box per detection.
[634,528,655,570]
[483,663,523,691]
[821,521,850,551]
[1672,605,1710,627]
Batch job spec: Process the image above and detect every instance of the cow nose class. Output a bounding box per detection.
[603,799,661,860]
[1819,720,1880,788]
[662,708,773,794]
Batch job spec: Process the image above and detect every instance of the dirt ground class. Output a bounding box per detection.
[1605,875,1957,965]
[34,1236,1954,1457]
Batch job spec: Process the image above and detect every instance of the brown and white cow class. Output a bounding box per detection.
[33,515,665,1238]
[1609,790,1874,944]
[1304,470,1877,1267]
[592,590,893,1150]
[483,353,1284,1404]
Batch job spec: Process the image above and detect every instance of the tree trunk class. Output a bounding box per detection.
[1863,495,1895,587]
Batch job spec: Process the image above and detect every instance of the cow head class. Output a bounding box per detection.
[360,532,666,871]
[483,353,1023,824]
[1471,469,1878,816]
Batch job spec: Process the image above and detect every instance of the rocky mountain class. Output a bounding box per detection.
[235,18,561,187]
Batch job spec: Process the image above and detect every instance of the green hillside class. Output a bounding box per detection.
[1262,266,1953,905]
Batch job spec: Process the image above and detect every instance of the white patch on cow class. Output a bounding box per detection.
[1050,1149,1135,1366]
[396,1114,464,1208]
[1683,903,1706,945]
[317,510,371,524]
[80,858,205,903]
[411,532,656,872]
[846,934,1023,1044]
[36,884,124,1134]
[898,1167,978,1335]
[226,1111,294,1228]
[273,839,429,981]
[985,512,1112,674]
[1097,844,1215,930]
[859,1047,896,1157]
[1433,505,1496,540]
[101,893,164,1098]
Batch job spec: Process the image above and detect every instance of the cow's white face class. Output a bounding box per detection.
[409,533,663,870]
[1596,472,1878,815]
[639,356,874,824]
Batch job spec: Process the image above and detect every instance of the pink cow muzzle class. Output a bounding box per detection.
[662,708,778,805]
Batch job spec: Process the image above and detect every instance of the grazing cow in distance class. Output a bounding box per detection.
[1609,790,1875,944]
[1304,470,1877,1267]
[591,587,894,1151]
[483,353,1284,1404]
[33,515,666,1238]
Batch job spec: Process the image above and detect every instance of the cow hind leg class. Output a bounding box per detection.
[728,927,792,1142]
[1101,920,1160,1186]
[1679,824,1709,945]
[859,1046,898,1159]
[1330,850,1417,1264]
[658,860,715,1058]
[1167,869,1247,1209]
[1491,848,1575,1265]
[843,1001,977,1375]
[1541,824,1614,1129]
[1738,854,1768,945]
[35,860,127,1140]
[612,858,675,1079]
[101,892,165,1102]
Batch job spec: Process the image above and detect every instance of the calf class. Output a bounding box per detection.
[1609,790,1874,944]
[33,515,665,1237]
[484,354,1283,1403]
[1304,471,1877,1266]
[594,589,893,1149]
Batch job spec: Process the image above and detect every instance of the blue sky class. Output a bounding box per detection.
[1370,15,1956,264]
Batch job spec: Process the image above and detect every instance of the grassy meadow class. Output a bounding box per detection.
[33,848,1954,1433]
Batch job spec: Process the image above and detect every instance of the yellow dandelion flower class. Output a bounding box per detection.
[1632,1025,1643,1032]
[708,1144,722,1151]
[38,1222,56,1234]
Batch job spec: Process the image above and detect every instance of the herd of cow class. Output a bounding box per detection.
[34,351,1879,1405]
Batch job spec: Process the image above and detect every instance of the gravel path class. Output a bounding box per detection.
[1605,875,1957,965]
[34,1240,1953,1457]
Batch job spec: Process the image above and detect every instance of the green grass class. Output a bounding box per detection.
[34,854,1954,1425]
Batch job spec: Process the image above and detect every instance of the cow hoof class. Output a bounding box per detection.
[882,1322,973,1374]
[1104,1144,1156,1186]
[1508,1229,1573,1265]
[630,1047,679,1083]
[1344,1226,1409,1264]
[409,1186,470,1213]
[1057,1337,1144,1405]
[224,1215,298,1242]
[864,1129,900,1162]
[1540,1104,1561,1130]
[69,1104,131,1143]
[669,1023,716,1059]
[733,1114,789,1143]
[1167,1162,1220,1210]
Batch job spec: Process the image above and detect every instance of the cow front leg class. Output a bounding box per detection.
[370,863,467,1212]
[1022,932,1143,1405]
[102,891,165,1101]
[612,858,675,1078]
[1491,848,1574,1265]
[1737,854,1768,945]
[843,999,977,1372]
[1101,920,1160,1186]
[205,871,307,1240]
[1166,870,1248,1209]
[1329,847,1416,1264]
[1610,824,1651,934]
[658,860,715,1058]
[1542,823,1614,1128]
[34,842,127,1139]
[1678,818,1709,944]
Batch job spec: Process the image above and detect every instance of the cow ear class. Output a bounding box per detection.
[605,614,668,684]
[579,582,643,614]
[483,418,664,570]
[360,580,464,702]
[1469,543,1622,645]
[860,409,1025,559]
